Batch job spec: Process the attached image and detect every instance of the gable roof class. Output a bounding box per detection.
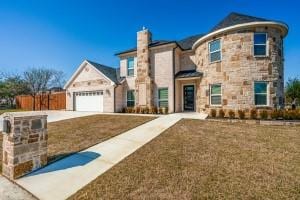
[86,60,121,84]
[64,60,122,89]
[116,12,287,55]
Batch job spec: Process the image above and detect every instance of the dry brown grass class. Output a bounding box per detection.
[70,119,300,200]
[0,114,154,171]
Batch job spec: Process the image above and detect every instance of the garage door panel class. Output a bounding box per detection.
[74,91,103,112]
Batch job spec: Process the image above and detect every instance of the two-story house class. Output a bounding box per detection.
[64,12,288,113]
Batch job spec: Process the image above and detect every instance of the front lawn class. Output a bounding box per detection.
[0,114,154,171]
[70,120,300,200]
[0,109,25,115]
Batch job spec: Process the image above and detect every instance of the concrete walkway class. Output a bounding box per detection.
[0,176,36,200]
[15,112,206,200]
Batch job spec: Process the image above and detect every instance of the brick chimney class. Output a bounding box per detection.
[135,27,153,107]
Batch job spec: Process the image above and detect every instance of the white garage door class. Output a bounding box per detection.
[74,91,103,112]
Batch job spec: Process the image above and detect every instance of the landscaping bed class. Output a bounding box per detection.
[69,119,300,200]
[0,114,155,171]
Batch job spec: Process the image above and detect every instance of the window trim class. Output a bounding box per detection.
[127,57,134,77]
[253,32,268,57]
[158,87,169,108]
[254,81,269,106]
[126,90,135,107]
[208,39,222,63]
[210,84,222,106]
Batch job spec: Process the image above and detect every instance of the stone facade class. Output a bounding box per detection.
[194,27,284,113]
[65,18,287,114]
[118,25,285,114]
[2,113,47,179]
[135,29,153,107]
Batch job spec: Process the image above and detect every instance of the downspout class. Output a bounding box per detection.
[113,84,116,113]
[172,46,178,113]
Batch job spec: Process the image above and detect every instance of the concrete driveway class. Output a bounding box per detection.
[0,111,102,131]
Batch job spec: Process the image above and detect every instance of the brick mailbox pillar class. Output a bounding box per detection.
[2,112,48,179]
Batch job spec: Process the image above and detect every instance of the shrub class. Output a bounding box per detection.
[135,107,140,114]
[284,110,298,120]
[210,109,217,117]
[228,110,235,119]
[297,109,300,120]
[271,109,284,120]
[238,110,245,119]
[149,107,157,114]
[161,107,168,114]
[218,109,225,118]
[158,107,163,114]
[250,109,257,119]
[122,107,126,113]
[259,110,268,120]
[144,107,149,114]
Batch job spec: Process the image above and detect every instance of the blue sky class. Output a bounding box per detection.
[0,0,299,81]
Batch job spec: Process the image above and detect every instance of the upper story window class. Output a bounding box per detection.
[209,39,221,63]
[127,57,134,76]
[127,90,135,107]
[210,84,222,106]
[279,37,284,57]
[254,82,268,106]
[158,88,168,108]
[254,33,267,56]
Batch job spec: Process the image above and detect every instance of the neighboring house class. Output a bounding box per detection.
[64,12,288,113]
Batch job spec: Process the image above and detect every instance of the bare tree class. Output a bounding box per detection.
[23,68,60,110]
[50,70,66,89]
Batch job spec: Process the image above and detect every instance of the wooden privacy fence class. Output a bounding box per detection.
[16,92,66,110]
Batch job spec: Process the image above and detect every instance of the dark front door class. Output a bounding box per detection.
[183,85,195,111]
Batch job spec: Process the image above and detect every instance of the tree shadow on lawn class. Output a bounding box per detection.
[27,151,100,177]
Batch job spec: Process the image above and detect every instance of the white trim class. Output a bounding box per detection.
[254,81,269,106]
[208,38,222,63]
[157,87,169,108]
[126,89,135,107]
[127,57,135,77]
[209,84,222,106]
[253,32,268,57]
[192,21,288,50]
[64,60,115,89]
[181,83,196,112]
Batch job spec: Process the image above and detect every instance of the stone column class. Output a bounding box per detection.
[135,28,153,107]
[2,112,48,179]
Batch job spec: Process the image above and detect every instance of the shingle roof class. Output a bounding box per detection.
[86,60,121,84]
[177,34,205,50]
[115,40,176,55]
[175,70,203,79]
[210,12,269,32]
[116,12,286,55]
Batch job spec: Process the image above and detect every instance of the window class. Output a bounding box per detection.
[279,38,283,57]
[127,90,135,107]
[127,57,134,76]
[254,33,267,56]
[209,39,221,63]
[254,82,268,106]
[158,88,168,108]
[210,84,222,105]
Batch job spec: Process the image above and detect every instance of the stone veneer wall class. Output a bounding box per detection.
[135,29,153,107]
[194,27,284,113]
[2,113,47,179]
